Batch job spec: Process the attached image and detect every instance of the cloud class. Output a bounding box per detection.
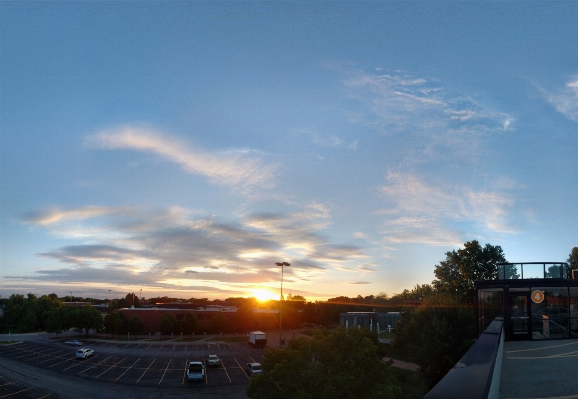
[85,126,278,192]
[335,67,514,164]
[12,203,366,292]
[21,206,128,226]
[542,76,578,121]
[378,171,516,245]
[350,281,371,285]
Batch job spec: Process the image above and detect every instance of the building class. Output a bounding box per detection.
[475,262,578,341]
[339,312,401,330]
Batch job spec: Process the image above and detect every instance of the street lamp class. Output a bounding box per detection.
[275,262,291,347]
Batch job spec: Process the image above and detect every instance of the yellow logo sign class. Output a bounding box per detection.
[531,290,545,303]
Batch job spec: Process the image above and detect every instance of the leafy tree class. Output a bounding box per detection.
[71,304,103,336]
[128,316,145,338]
[103,311,124,337]
[392,294,476,389]
[44,307,71,336]
[568,247,578,276]
[158,313,178,335]
[246,326,401,399]
[181,312,201,335]
[432,240,506,305]
[208,312,232,334]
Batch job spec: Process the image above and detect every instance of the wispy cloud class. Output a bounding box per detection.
[12,203,367,293]
[85,126,278,192]
[335,67,514,164]
[378,171,516,245]
[542,76,578,121]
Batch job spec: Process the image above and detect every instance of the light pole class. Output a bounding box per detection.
[108,290,111,312]
[275,262,290,347]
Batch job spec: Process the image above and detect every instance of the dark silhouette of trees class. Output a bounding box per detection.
[432,240,506,305]
[392,294,476,389]
[246,326,400,399]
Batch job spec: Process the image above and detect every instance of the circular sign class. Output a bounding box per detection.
[531,290,545,303]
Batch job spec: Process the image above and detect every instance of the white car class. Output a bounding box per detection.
[207,354,220,366]
[246,362,262,375]
[76,348,94,359]
[186,361,205,382]
[65,339,83,346]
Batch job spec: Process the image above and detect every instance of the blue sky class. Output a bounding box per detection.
[1,1,577,301]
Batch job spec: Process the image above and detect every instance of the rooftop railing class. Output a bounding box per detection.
[497,262,568,280]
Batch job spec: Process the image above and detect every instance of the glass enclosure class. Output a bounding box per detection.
[498,263,568,280]
[478,288,503,333]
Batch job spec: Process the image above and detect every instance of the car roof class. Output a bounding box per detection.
[248,362,260,366]
[189,361,203,365]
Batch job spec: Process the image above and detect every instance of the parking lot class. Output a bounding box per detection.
[0,338,264,396]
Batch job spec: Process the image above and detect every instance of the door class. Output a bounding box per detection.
[509,293,531,340]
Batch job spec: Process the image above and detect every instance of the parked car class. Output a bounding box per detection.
[76,348,94,359]
[246,362,262,375]
[186,361,205,382]
[207,354,220,366]
[65,339,83,346]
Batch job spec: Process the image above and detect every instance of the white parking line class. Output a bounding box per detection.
[136,359,155,383]
[181,358,188,384]
[158,359,171,385]
[221,361,232,383]
[96,357,126,378]
[115,358,140,381]
[0,387,32,398]
[234,358,250,379]
[78,356,111,374]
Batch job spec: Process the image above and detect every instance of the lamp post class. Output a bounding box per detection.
[275,262,291,347]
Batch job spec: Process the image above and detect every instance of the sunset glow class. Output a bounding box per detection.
[252,289,278,302]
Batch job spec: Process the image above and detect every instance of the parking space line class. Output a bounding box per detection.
[234,358,250,379]
[249,356,258,363]
[48,357,74,368]
[181,358,188,384]
[62,358,92,371]
[158,359,171,385]
[35,394,52,399]
[115,358,140,381]
[0,382,15,387]
[136,359,155,383]
[146,344,152,349]
[221,362,232,383]
[78,356,111,374]
[0,387,33,398]
[37,352,67,365]
[96,357,126,378]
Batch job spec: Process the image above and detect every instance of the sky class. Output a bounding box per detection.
[1,1,577,302]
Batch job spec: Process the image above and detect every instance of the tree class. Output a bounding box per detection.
[44,307,71,336]
[392,294,476,389]
[246,327,400,399]
[128,316,145,338]
[71,304,103,336]
[181,312,201,335]
[208,312,232,334]
[432,240,506,305]
[158,313,178,335]
[568,247,578,276]
[103,311,124,337]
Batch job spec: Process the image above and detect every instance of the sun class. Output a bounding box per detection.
[251,289,278,302]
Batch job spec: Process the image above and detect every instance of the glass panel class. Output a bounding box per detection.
[511,295,529,336]
[570,288,578,338]
[531,287,569,339]
[478,289,503,333]
[522,264,544,279]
